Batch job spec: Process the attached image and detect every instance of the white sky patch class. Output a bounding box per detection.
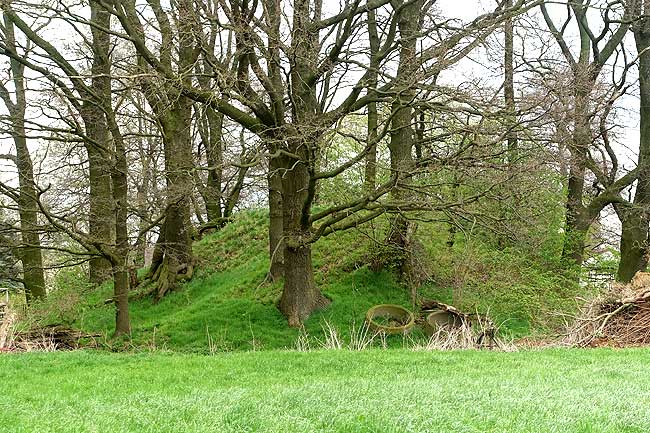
[0,1,642,246]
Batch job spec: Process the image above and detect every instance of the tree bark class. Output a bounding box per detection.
[149,98,195,300]
[364,8,380,193]
[504,0,517,162]
[277,0,330,326]
[561,80,593,267]
[617,29,650,281]
[278,149,329,326]
[540,1,633,270]
[89,0,130,335]
[134,116,154,267]
[85,9,115,285]
[136,0,196,299]
[384,0,423,287]
[204,107,224,223]
[264,0,285,282]
[110,119,131,336]
[268,155,284,281]
[278,234,328,326]
[0,15,46,303]
[14,130,46,303]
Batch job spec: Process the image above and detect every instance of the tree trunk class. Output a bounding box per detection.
[276,0,330,325]
[111,114,131,336]
[263,0,285,282]
[85,28,115,285]
[562,214,590,268]
[1,15,46,302]
[618,211,649,282]
[617,30,650,281]
[279,236,328,327]
[141,0,196,300]
[561,78,593,268]
[364,8,380,193]
[134,125,153,267]
[278,148,329,325]
[384,0,423,286]
[85,25,115,284]
[87,147,114,285]
[204,107,224,222]
[268,155,284,281]
[504,0,517,162]
[90,0,130,335]
[13,115,45,303]
[149,100,195,300]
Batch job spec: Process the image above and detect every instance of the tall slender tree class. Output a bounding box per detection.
[0,15,46,303]
[541,0,636,268]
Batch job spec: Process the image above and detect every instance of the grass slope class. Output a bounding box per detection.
[67,210,576,352]
[77,212,413,351]
[2,349,650,432]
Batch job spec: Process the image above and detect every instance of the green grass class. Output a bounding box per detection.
[51,210,579,352]
[73,211,415,352]
[2,348,650,432]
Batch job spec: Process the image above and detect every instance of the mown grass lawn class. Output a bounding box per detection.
[2,349,650,433]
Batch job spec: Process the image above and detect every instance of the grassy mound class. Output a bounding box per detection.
[35,210,580,352]
[75,212,412,351]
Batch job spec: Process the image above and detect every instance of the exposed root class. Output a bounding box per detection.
[131,255,194,303]
[281,293,330,328]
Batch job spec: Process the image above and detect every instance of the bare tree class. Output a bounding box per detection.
[0,2,131,335]
[541,0,636,268]
[0,14,46,303]
[616,0,650,281]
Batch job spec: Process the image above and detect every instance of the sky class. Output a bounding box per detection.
[0,0,642,243]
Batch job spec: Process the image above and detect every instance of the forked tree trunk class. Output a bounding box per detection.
[275,0,330,325]
[539,2,632,272]
[277,151,329,326]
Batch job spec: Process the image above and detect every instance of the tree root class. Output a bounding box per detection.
[128,255,194,304]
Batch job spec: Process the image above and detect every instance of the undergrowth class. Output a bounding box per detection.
[28,209,586,352]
